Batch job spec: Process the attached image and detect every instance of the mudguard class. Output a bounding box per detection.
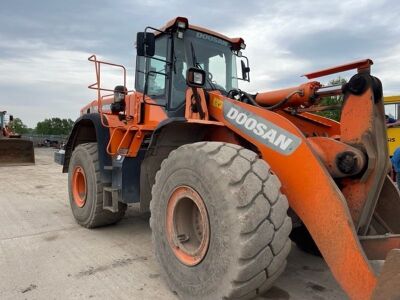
[62,113,112,183]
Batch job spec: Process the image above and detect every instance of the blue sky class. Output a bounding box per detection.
[1,0,399,126]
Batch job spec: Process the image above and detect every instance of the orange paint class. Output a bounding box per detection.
[72,166,86,208]
[208,92,377,300]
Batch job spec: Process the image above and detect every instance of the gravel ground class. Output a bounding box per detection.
[0,148,348,300]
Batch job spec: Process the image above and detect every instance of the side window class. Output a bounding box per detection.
[148,58,167,97]
[170,37,191,109]
[135,35,169,101]
[135,56,146,92]
[170,56,188,108]
[147,36,168,99]
[385,104,398,120]
[208,54,226,90]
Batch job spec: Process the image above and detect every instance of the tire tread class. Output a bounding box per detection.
[150,142,291,300]
[69,143,126,228]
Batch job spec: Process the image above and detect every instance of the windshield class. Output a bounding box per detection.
[171,29,238,108]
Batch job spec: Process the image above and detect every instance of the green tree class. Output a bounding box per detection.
[10,117,29,134]
[316,77,347,121]
[35,118,74,135]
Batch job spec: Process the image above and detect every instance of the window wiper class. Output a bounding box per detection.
[190,42,218,91]
[190,42,198,68]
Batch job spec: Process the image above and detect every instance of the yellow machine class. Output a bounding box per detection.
[384,95,400,155]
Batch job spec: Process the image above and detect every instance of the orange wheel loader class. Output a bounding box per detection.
[58,17,400,299]
[0,111,34,166]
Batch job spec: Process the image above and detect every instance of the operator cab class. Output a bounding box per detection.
[135,17,249,117]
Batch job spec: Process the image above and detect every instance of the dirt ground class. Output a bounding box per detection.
[0,148,351,300]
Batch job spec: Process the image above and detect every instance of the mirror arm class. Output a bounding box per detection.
[240,55,250,82]
[244,55,250,82]
[144,26,169,35]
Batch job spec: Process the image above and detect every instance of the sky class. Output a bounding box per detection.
[1,0,399,127]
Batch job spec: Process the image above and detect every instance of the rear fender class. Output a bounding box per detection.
[63,113,111,183]
[139,118,232,212]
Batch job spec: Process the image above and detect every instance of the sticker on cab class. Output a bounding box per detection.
[211,97,223,109]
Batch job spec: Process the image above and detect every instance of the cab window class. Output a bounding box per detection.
[135,35,170,104]
[385,104,398,121]
[208,54,227,90]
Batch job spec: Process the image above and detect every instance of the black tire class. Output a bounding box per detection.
[68,143,126,228]
[150,142,292,300]
[290,225,321,256]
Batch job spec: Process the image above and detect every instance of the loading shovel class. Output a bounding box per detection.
[0,138,35,166]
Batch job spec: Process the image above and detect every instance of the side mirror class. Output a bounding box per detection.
[9,115,13,122]
[241,60,250,81]
[186,68,206,88]
[136,32,155,57]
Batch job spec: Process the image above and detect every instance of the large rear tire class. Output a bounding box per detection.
[150,142,292,300]
[68,143,126,228]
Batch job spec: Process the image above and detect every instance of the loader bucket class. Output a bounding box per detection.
[372,249,400,300]
[0,138,35,166]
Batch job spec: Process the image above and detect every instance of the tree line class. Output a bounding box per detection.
[9,78,346,136]
[11,117,74,136]
[315,77,347,121]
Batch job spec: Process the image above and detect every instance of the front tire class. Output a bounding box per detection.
[68,143,126,228]
[150,142,292,300]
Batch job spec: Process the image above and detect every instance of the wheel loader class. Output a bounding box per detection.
[0,111,35,166]
[59,17,400,299]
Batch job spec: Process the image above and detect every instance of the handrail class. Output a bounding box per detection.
[106,125,139,156]
[87,54,127,128]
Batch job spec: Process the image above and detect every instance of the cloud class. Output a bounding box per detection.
[0,0,399,127]
[375,43,400,94]
[0,36,133,127]
[228,0,400,92]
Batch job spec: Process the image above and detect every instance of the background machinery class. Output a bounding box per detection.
[384,95,400,155]
[0,111,35,166]
[59,17,400,299]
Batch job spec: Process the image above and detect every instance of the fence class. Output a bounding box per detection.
[21,134,68,148]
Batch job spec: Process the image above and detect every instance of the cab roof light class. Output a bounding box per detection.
[177,21,186,29]
[175,17,188,30]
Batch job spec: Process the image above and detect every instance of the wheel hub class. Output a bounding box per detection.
[72,166,87,208]
[166,186,210,266]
